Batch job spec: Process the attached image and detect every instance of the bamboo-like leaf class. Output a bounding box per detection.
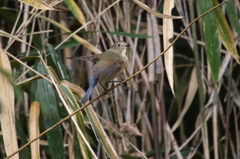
[15,117,31,159]
[163,0,175,96]
[18,40,80,57]
[58,83,93,159]
[84,105,119,159]
[19,0,58,10]
[212,0,239,63]
[59,80,85,98]
[133,0,183,19]
[37,61,65,159]
[10,56,38,68]
[0,8,20,24]
[16,75,47,86]
[60,80,119,158]
[47,44,69,80]
[0,49,19,159]
[28,101,40,159]
[47,66,61,83]
[198,0,220,84]
[226,1,240,37]
[64,0,86,25]
[38,15,101,54]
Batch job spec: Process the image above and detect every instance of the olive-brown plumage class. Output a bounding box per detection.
[68,41,130,103]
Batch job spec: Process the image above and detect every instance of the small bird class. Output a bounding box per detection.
[68,41,130,104]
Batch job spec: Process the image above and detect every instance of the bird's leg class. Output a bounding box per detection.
[100,83,109,95]
[108,80,125,87]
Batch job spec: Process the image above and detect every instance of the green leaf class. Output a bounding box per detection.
[37,61,65,159]
[64,0,86,25]
[84,106,119,158]
[56,40,81,50]
[213,0,239,63]
[226,1,240,38]
[0,7,21,24]
[29,59,41,101]
[19,40,80,57]
[198,0,220,84]
[47,44,69,80]
[58,84,92,159]
[73,129,84,159]
[15,117,31,159]
[10,56,38,68]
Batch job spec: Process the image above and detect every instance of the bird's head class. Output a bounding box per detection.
[110,41,130,56]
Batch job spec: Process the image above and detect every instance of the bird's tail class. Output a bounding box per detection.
[81,77,99,104]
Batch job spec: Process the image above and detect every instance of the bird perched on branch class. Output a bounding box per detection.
[67,41,130,104]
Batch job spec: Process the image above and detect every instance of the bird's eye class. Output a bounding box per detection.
[117,43,121,47]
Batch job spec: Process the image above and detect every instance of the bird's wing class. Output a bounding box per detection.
[67,55,99,61]
[92,60,125,79]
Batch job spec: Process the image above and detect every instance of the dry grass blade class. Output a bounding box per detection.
[212,88,219,159]
[167,124,183,159]
[0,49,19,159]
[5,51,52,83]
[97,115,147,159]
[171,67,198,132]
[163,0,175,96]
[54,0,121,50]
[3,0,234,158]
[29,101,40,159]
[133,0,183,19]
[0,30,37,50]
[38,15,101,54]
[15,75,47,86]
[84,106,119,159]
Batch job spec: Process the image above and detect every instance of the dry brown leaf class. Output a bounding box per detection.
[171,67,198,132]
[119,123,142,136]
[29,101,40,159]
[0,49,19,159]
[64,0,86,25]
[163,0,175,96]
[133,0,183,19]
[19,0,58,10]
[59,80,85,96]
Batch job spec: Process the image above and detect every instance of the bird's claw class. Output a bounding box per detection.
[120,82,125,87]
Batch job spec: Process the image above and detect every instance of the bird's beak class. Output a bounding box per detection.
[125,44,130,47]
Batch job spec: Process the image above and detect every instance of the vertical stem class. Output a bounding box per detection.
[150,83,161,159]
[189,1,210,158]
[213,87,219,159]
[225,58,233,159]
[147,0,161,158]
